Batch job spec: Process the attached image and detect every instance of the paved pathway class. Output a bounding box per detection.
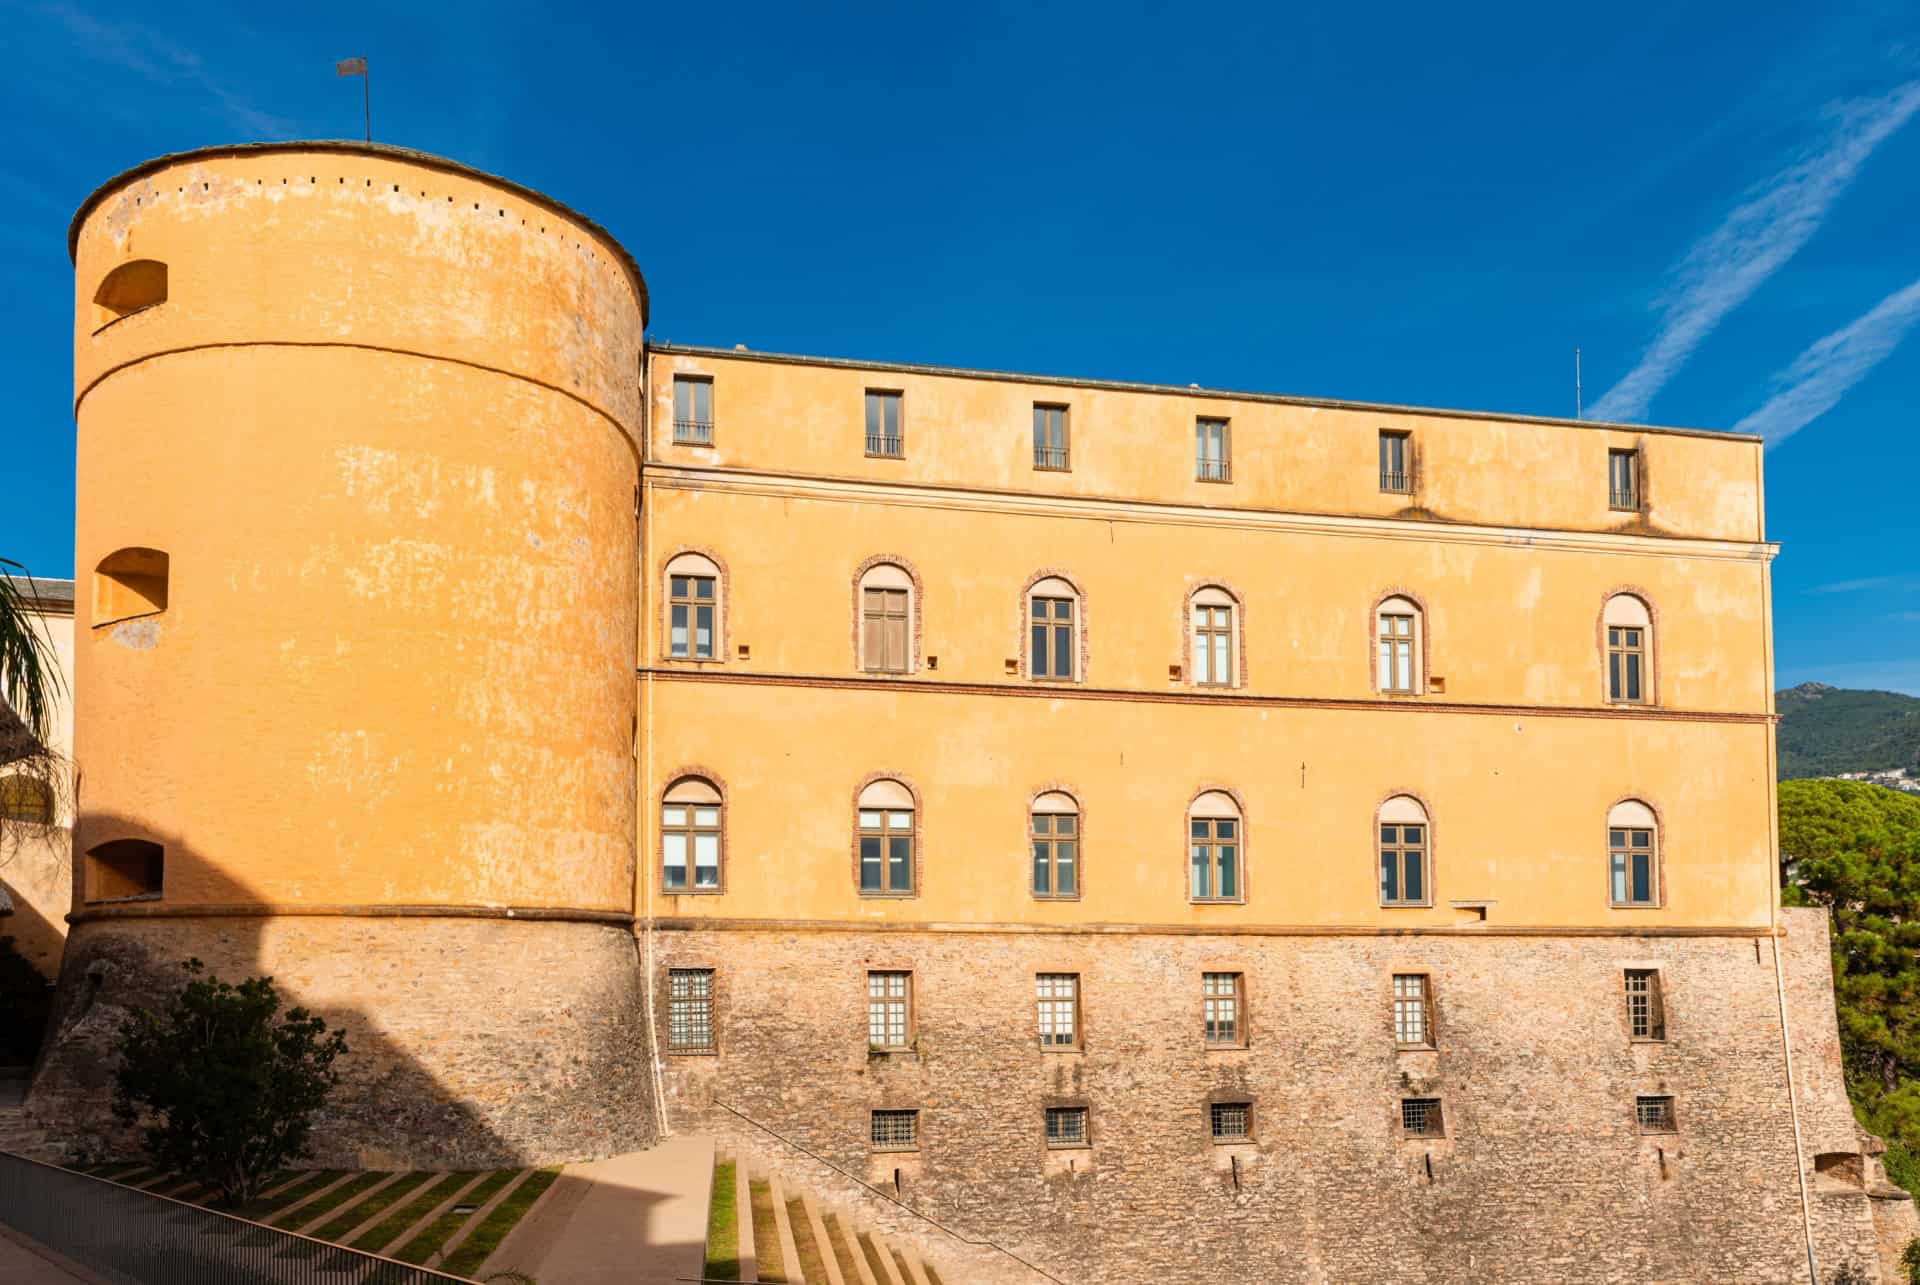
[480,1134,714,1285]
[0,1224,103,1284]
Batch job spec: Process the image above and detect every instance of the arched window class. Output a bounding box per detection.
[857,563,916,674]
[1378,796,1431,907]
[93,547,169,628]
[93,259,168,328]
[84,839,163,903]
[1375,595,1424,695]
[1189,586,1239,689]
[1026,576,1082,682]
[1603,594,1653,705]
[1030,791,1079,898]
[664,552,722,661]
[857,778,916,895]
[661,777,723,892]
[1188,790,1243,903]
[1608,800,1659,908]
[0,775,55,825]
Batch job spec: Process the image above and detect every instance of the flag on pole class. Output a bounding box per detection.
[336,56,366,77]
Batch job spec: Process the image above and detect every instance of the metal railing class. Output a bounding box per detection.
[1195,458,1231,482]
[672,418,713,445]
[1610,487,1638,509]
[1033,447,1069,471]
[866,434,904,458]
[1380,470,1410,493]
[0,1150,472,1284]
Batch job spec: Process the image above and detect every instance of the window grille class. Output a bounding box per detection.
[1401,1097,1443,1138]
[1045,1106,1088,1147]
[668,969,714,1051]
[1393,974,1433,1047]
[1625,970,1665,1040]
[1210,1101,1251,1141]
[867,971,912,1047]
[870,1109,919,1151]
[1036,974,1079,1048]
[1636,1095,1677,1133]
[1203,973,1243,1046]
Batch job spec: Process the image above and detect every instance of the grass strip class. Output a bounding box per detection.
[749,1180,786,1282]
[272,1171,384,1229]
[390,1168,520,1265]
[311,1172,433,1243]
[924,1260,945,1285]
[353,1171,472,1252]
[891,1247,916,1283]
[785,1196,831,1284]
[230,1170,340,1221]
[703,1159,740,1281]
[858,1231,891,1284]
[825,1212,866,1283]
[440,1166,559,1278]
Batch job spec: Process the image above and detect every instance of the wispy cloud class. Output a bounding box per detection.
[1590,81,1920,423]
[39,2,288,138]
[1732,276,1920,445]
[1809,576,1902,594]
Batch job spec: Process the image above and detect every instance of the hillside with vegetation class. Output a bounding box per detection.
[1777,683,1920,780]
[1780,778,1920,1193]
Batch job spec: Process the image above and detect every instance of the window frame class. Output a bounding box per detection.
[1607,800,1662,909]
[1400,1097,1445,1139]
[866,970,915,1051]
[1044,1105,1091,1149]
[1208,1099,1254,1144]
[856,777,919,897]
[671,374,714,445]
[865,388,905,459]
[1635,1095,1677,1134]
[0,774,56,826]
[1609,448,1641,512]
[1187,584,1241,690]
[1029,792,1081,900]
[1373,593,1425,696]
[1187,792,1246,905]
[854,559,919,675]
[1203,971,1246,1049]
[661,551,726,665]
[1033,403,1070,471]
[1600,592,1655,707]
[869,1108,921,1152]
[1625,968,1666,1042]
[1379,429,1412,494]
[667,967,717,1054]
[1036,973,1082,1051]
[1391,972,1436,1048]
[1195,417,1232,483]
[660,776,725,895]
[1377,796,1433,909]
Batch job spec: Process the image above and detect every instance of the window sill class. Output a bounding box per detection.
[1628,1037,1668,1045]
[868,1045,915,1056]
[92,609,164,630]
[91,303,163,336]
[663,657,725,666]
[1038,1045,1085,1055]
[870,1145,921,1155]
[1608,902,1663,911]
[1379,902,1435,910]
[1033,464,1072,474]
[1204,1043,1249,1053]
[1030,893,1083,903]
[82,892,162,906]
[661,886,725,896]
[1210,1136,1254,1146]
[1194,476,1234,485]
[1189,898,1247,907]
[865,452,907,462]
[668,1048,719,1057]
[1395,1043,1437,1053]
[1045,1141,1092,1151]
[858,891,919,899]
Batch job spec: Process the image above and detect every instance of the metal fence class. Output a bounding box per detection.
[0,1150,472,1285]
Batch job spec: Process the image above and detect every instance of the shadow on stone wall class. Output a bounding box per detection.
[26,811,657,1172]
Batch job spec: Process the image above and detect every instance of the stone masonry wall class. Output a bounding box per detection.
[31,914,658,1169]
[660,913,1890,1284]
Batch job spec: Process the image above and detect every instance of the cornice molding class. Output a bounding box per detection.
[651,915,1777,940]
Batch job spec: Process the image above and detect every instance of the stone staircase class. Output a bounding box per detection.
[722,1148,947,1285]
[0,1076,54,1162]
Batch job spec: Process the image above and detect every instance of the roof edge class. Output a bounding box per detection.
[68,140,648,326]
[650,343,1759,444]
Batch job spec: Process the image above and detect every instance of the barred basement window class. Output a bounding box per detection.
[668,969,715,1052]
[1401,1097,1444,1138]
[1036,973,1080,1049]
[1045,1106,1089,1148]
[870,1109,919,1151]
[1625,969,1666,1041]
[867,971,913,1049]
[1203,972,1244,1047]
[1636,1095,1677,1134]
[1210,1101,1251,1142]
[1392,974,1434,1048]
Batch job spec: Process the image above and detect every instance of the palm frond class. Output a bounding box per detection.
[0,559,67,753]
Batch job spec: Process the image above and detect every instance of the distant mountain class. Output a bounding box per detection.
[1777,683,1920,781]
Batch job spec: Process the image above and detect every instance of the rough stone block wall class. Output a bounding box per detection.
[31,914,657,1169]
[660,916,1892,1283]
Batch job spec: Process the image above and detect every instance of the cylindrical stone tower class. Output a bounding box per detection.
[36,142,655,1167]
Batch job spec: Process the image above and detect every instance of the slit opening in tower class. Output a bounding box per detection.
[92,259,168,330]
[93,547,169,627]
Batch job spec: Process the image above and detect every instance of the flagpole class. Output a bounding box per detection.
[362,56,371,143]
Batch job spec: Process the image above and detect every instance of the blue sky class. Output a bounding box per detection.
[4,0,1918,693]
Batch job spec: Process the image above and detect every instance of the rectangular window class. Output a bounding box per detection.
[1379,823,1427,906]
[1379,430,1411,493]
[669,575,717,659]
[672,376,713,445]
[1033,404,1069,470]
[1636,1095,1676,1133]
[870,1109,919,1151]
[867,971,913,1048]
[1203,972,1244,1047]
[1625,969,1666,1040]
[1400,1097,1444,1138]
[1607,626,1645,703]
[1044,1106,1089,1148]
[1190,816,1240,901]
[1609,827,1657,906]
[1192,604,1233,687]
[1609,448,1639,510]
[1030,810,1078,897]
[1209,1101,1251,1142]
[1036,973,1080,1049]
[1377,613,1415,693]
[866,390,904,458]
[661,803,721,891]
[668,968,715,1052]
[1031,596,1074,680]
[858,809,915,894]
[1392,974,1434,1047]
[862,588,910,673]
[1195,417,1231,482]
